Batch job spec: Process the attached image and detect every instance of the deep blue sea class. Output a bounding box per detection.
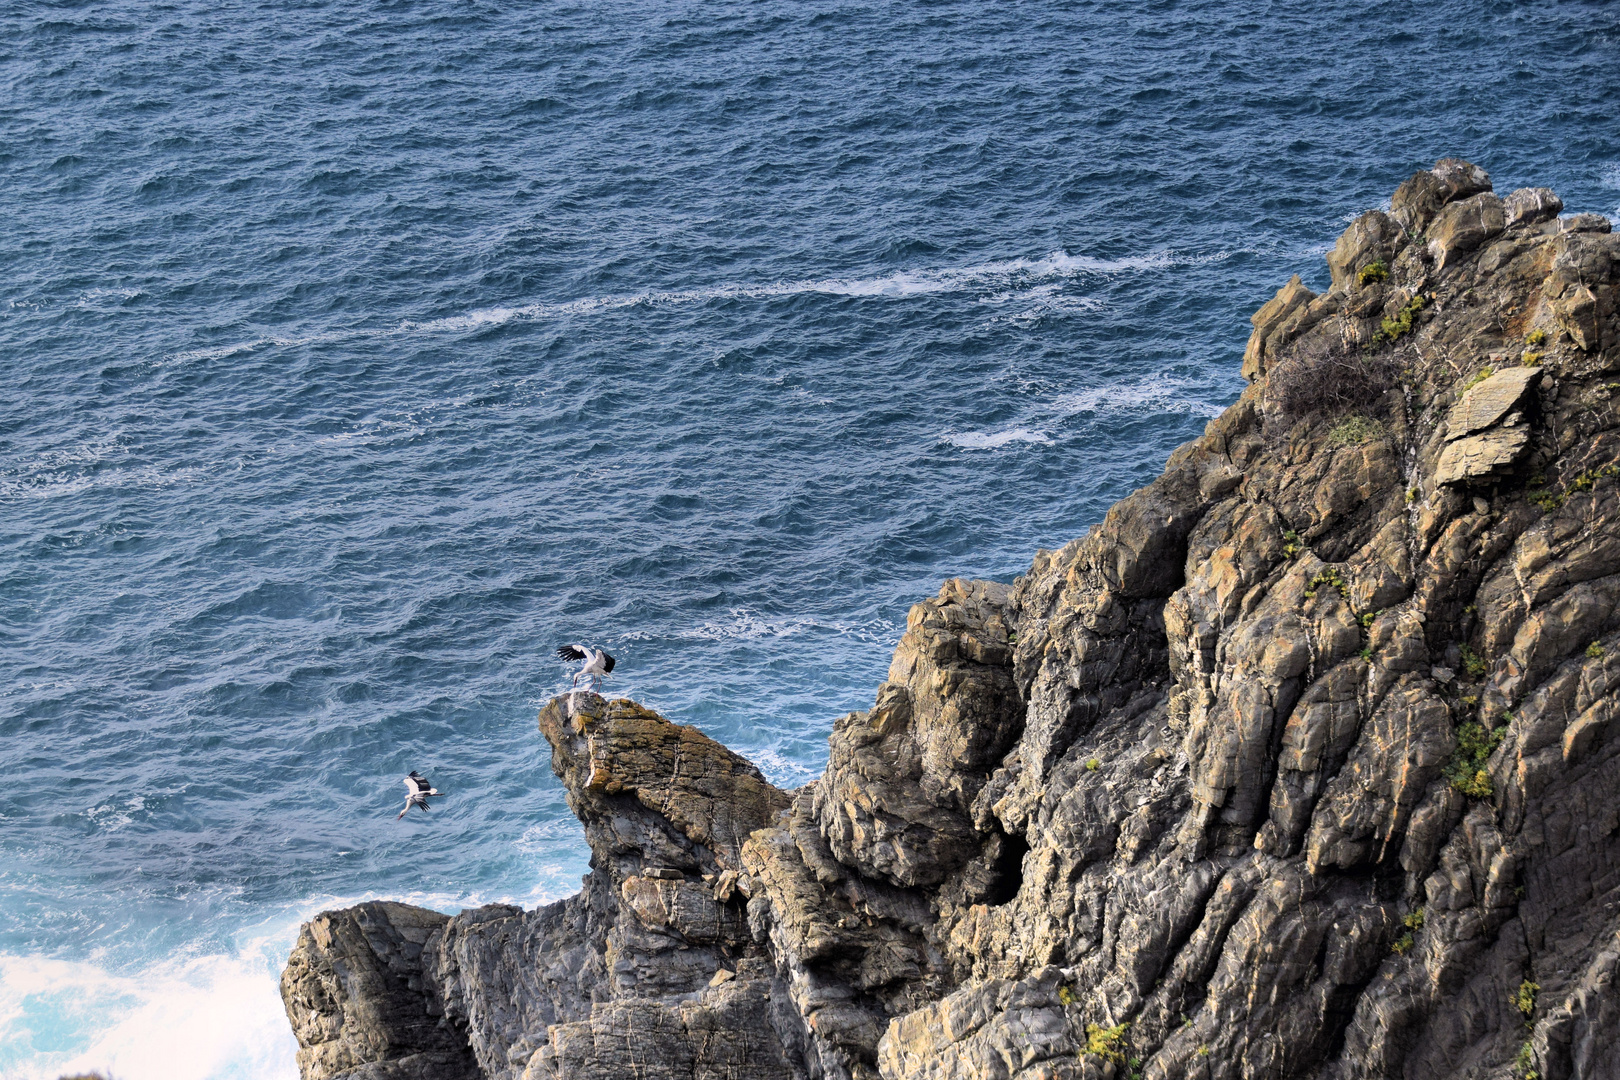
[3,1,1617,1075]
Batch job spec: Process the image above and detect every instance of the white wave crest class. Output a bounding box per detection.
[944,427,1054,450]
[163,247,1227,363]
[944,371,1231,452]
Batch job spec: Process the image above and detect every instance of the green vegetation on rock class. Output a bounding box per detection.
[1445,720,1505,798]
[1329,414,1382,446]
[1357,259,1389,286]
[1085,1022,1130,1066]
[1372,292,1429,346]
[1305,565,1346,600]
[1514,980,1539,1019]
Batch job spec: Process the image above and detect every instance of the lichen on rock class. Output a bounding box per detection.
[283,160,1620,1080]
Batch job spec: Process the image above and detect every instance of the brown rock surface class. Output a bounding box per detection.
[284,161,1620,1080]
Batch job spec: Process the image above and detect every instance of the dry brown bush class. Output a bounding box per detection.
[1264,337,1401,431]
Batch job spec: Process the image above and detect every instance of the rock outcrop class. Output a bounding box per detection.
[284,161,1620,1080]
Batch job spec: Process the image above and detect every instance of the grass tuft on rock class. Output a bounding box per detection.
[1329,414,1382,446]
[1085,1022,1130,1066]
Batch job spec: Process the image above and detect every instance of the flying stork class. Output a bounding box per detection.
[396,771,444,820]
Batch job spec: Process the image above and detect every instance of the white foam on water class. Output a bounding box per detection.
[1,881,583,1080]
[749,746,823,788]
[944,371,1231,452]
[162,247,1228,364]
[943,427,1054,449]
[0,938,298,1080]
[1047,371,1227,421]
[680,607,900,645]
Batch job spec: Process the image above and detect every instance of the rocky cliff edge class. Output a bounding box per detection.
[282,162,1620,1080]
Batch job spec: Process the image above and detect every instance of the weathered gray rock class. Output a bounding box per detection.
[284,161,1620,1080]
[1243,274,1316,381]
[1504,187,1563,228]
[280,902,480,1080]
[814,579,1021,890]
[1429,192,1506,271]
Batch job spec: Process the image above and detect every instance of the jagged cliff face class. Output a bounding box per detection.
[282,161,1620,1080]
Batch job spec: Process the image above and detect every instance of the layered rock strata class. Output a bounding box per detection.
[283,161,1620,1080]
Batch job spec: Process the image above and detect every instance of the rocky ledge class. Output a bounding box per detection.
[283,162,1620,1080]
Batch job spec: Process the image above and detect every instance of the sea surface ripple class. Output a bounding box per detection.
[2,1,1617,1075]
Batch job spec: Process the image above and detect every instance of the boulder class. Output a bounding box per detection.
[1428,191,1506,271]
[280,902,480,1080]
[1242,275,1315,381]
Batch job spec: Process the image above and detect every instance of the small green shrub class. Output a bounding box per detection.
[1406,487,1419,504]
[1085,1022,1130,1066]
[1514,980,1539,1019]
[1521,351,1543,367]
[1085,758,1101,771]
[1360,610,1379,628]
[1391,932,1415,956]
[1305,566,1347,600]
[1281,529,1302,558]
[1404,908,1426,932]
[1359,646,1374,661]
[1058,983,1077,1006]
[1357,260,1390,286]
[1464,366,1495,391]
[1517,1039,1540,1080]
[1445,721,1506,798]
[1460,645,1488,679]
[1329,414,1383,446]
[1588,641,1606,660]
[1527,488,1564,512]
[1373,292,1430,346]
[1526,328,1548,347]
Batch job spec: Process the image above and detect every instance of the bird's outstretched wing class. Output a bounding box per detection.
[557,645,587,662]
[601,652,616,674]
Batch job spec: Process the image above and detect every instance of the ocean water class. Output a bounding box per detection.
[2,1,1617,1075]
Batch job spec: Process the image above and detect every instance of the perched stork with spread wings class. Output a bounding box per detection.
[557,644,615,691]
[396,771,443,820]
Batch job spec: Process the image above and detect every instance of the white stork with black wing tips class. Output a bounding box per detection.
[397,771,443,820]
[557,644,615,691]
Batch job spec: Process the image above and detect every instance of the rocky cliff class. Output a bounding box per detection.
[282,162,1620,1080]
